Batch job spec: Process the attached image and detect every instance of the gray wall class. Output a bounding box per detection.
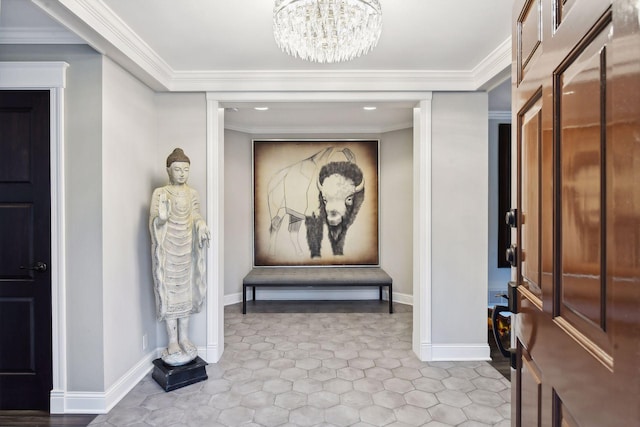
[101,57,158,389]
[431,92,488,346]
[0,47,207,392]
[379,128,413,295]
[100,63,208,391]
[0,45,107,391]
[222,130,414,300]
[223,130,253,298]
[0,46,493,394]
[153,93,208,350]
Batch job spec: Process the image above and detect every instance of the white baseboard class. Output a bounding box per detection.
[103,350,158,412]
[57,391,108,414]
[197,345,222,363]
[52,349,158,414]
[415,343,433,361]
[390,291,413,306]
[415,343,491,362]
[224,290,413,306]
[430,343,491,361]
[49,390,66,414]
[207,345,223,363]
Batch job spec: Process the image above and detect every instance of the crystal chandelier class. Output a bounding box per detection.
[273,0,382,63]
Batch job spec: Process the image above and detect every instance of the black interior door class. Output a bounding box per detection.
[0,90,52,410]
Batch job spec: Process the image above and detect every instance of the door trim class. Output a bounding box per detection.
[0,61,68,413]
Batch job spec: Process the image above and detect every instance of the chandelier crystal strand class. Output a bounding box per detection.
[273,0,382,63]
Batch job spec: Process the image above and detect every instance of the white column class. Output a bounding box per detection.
[205,96,225,362]
[413,96,433,361]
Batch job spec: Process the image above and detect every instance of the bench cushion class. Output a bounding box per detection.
[243,267,392,286]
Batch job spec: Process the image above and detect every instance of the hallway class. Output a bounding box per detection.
[88,302,510,426]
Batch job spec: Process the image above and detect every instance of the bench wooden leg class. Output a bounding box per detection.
[379,286,383,300]
[242,285,247,314]
[388,284,393,314]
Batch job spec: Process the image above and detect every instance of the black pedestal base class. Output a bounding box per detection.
[152,356,208,392]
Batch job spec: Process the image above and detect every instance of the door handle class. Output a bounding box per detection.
[505,208,518,228]
[20,261,47,272]
[505,245,517,267]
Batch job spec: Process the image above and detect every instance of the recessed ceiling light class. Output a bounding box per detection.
[254,106,269,111]
[363,106,377,111]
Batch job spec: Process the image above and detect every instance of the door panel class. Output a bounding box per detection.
[0,90,52,410]
[0,204,35,279]
[512,0,640,425]
[0,109,31,182]
[517,0,542,83]
[518,345,542,427]
[556,14,612,354]
[554,0,577,29]
[519,96,543,303]
[0,297,36,372]
[553,391,580,427]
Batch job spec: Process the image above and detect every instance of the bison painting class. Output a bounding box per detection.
[266,147,365,259]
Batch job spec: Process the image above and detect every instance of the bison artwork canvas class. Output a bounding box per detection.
[253,140,379,266]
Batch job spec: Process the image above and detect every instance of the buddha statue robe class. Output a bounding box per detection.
[149,185,207,321]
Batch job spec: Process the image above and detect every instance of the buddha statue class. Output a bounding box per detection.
[149,148,210,366]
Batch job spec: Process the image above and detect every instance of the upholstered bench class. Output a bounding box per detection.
[242,267,393,314]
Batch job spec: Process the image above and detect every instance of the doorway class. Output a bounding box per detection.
[202,94,434,364]
[0,61,68,413]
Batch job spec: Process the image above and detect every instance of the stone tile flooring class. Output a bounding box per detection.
[90,302,511,426]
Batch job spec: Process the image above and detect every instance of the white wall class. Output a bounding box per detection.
[431,92,489,351]
[102,57,158,389]
[222,131,414,301]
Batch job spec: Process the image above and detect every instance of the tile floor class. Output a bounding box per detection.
[89,302,511,426]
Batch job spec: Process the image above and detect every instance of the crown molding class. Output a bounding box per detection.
[30,0,511,93]
[472,37,512,90]
[168,44,511,91]
[0,26,85,44]
[32,0,173,91]
[169,69,479,92]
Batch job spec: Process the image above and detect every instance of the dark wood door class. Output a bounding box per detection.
[512,0,640,425]
[0,91,52,410]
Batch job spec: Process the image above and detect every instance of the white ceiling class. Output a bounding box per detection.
[0,0,513,132]
[102,0,511,71]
